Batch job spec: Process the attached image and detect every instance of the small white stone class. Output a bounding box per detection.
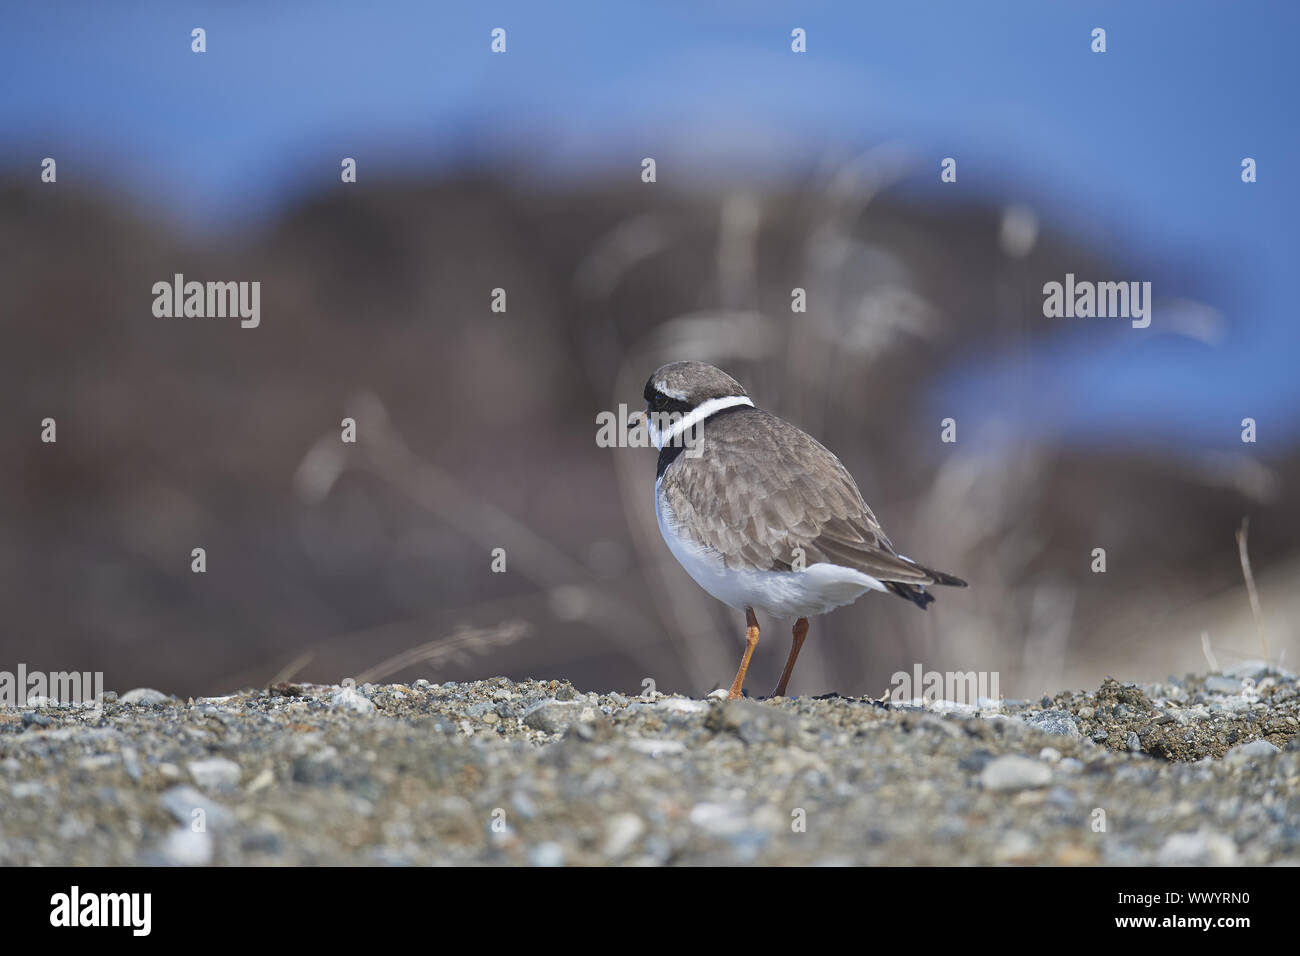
[603,813,645,858]
[1158,829,1239,866]
[187,757,241,790]
[121,688,170,706]
[330,685,375,714]
[689,802,749,836]
[659,697,711,714]
[627,737,687,757]
[160,826,213,866]
[979,755,1052,791]
[529,842,565,867]
[78,755,118,772]
[160,785,229,827]
[993,829,1037,863]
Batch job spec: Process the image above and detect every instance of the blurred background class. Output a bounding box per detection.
[1,1,1297,700]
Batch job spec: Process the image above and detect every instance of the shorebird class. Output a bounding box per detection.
[633,361,966,699]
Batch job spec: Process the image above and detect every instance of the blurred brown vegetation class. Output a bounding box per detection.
[1,168,1295,699]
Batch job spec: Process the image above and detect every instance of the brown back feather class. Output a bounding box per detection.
[659,407,944,584]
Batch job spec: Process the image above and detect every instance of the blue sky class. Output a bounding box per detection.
[2,1,1296,448]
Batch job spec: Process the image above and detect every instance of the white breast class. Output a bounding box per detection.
[655,477,886,620]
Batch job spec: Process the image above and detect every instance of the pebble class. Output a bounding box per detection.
[160,785,229,827]
[1204,676,1245,695]
[330,686,375,714]
[627,737,687,757]
[602,813,646,857]
[656,698,710,715]
[120,747,142,782]
[706,698,808,747]
[1158,829,1239,866]
[979,755,1052,791]
[689,802,751,836]
[78,755,117,771]
[993,829,1036,863]
[1046,786,1076,807]
[1023,711,1081,738]
[187,757,242,790]
[1224,739,1280,765]
[159,826,214,866]
[120,688,171,706]
[1224,663,1272,683]
[511,791,539,820]
[529,842,565,867]
[957,750,993,773]
[523,700,592,734]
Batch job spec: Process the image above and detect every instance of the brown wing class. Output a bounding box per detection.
[659,408,939,584]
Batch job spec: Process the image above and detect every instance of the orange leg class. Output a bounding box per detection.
[769,617,809,698]
[727,608,760,700]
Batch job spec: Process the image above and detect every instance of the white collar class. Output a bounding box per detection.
[650,395,754,450]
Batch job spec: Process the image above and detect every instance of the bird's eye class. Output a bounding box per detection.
[651,394,666,411]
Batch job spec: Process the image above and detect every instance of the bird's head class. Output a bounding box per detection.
[631,362,752,450]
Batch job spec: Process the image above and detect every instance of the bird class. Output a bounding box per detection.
[631,361,966,700]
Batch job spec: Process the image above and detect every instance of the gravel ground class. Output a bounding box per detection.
[2,667,1298,865]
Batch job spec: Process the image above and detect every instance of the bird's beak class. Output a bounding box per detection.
[628,410,647,428]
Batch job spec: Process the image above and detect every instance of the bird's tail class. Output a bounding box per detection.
[884,564,967,610]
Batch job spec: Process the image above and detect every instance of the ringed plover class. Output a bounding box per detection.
[632,361,966,699]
